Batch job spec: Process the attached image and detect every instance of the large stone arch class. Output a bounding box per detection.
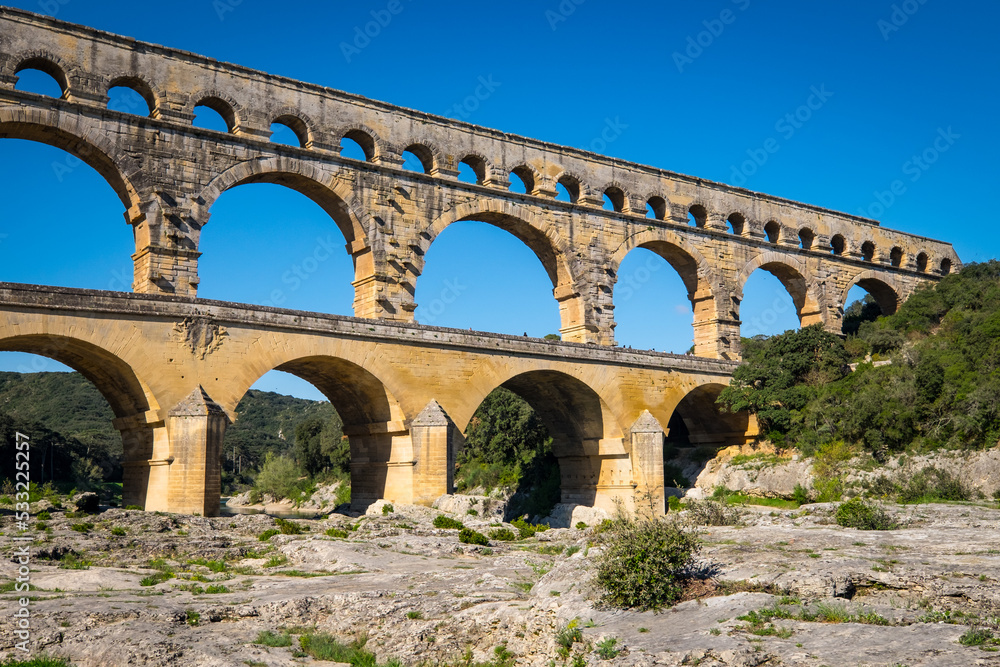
[0,105,143,210]
[193,157,377,313]
[737,252,827,329]
[449,366,631,511]
[195,156,368,247]
[665,382,750,449]
[0,333,161,508]
[225,352,411,510]
[417,198,595,342]
[840,269,901,317]
[610,228,730,358]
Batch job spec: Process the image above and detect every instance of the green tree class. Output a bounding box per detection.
[293,414,348,476]
[717,325,850,436]
[464,387,548,465]
[842,294,883,336]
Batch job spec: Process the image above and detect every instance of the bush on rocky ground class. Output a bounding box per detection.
[835,497,899,530]
[594,516,700,610]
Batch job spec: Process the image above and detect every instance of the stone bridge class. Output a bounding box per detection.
[0,283,749,516]
[0,8,959,361]
[0,9,961,516]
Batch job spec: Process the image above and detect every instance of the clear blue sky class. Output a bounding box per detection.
[1,0,997,400]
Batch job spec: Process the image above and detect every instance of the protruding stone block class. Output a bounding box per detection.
[630,410,667,516]
[410,399,457,505]
[163,386,229,516]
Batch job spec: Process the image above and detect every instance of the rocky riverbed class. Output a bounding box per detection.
[2,498,1000,666]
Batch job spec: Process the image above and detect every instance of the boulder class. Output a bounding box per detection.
[542,503,611,529]
[71,492,100,514]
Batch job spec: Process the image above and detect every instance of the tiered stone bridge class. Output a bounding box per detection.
[0,8,960,515]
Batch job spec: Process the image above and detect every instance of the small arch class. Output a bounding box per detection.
[830,234,846,256]
[270,114,310,148]
[402,143,435,174]
[14,56,69,98]
[841,271,900,318]
[889,246,904,268]
[556,174,581,203]
[107,75,157,117]
[688,204,707,228]
[798,227,815,250]
[603,185,627,213]
[727,212,746,236]
[509,165,536,194]
[940,258,952,275]
[916,252,928,272]
[861,241,876,262]
[340,128,378,162]
[764,220,781,243]
[193,96,238,134]
[459,155,488,184]
[646,196,667,220]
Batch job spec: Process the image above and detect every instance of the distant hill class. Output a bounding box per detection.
[0,372,335,488]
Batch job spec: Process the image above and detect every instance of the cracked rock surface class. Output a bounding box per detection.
[2,501,1000,666]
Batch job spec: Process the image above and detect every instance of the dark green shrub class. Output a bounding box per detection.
[594,517,700,610]
[36,511,52,521]
[275,518,304,535]
[835,497,898,530]
[258,529,280,541]
[488,528,516,541]
[382,503,394,515]
[325,527,349,538]
[511,517,549,539]
[959,627,995,647]
[899,466,972,503]
[432,515,464,530]
[458,528,489,546]
[792,484,811,504]
[110,526,126,536]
